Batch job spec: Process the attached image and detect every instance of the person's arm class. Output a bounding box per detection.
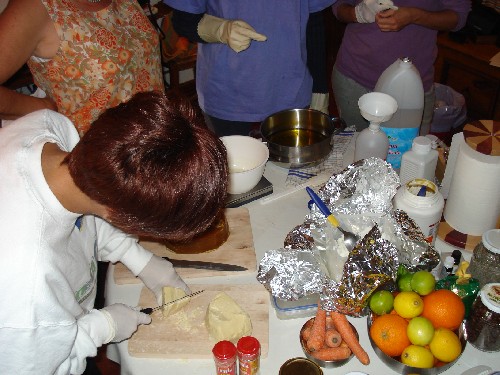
[375,0,471,32]
[334,3,358,23]
[0,0,57,120]
[171,9,205,43]
[375,8,460,32]
[171,7,267,53]
[95,218,189,302]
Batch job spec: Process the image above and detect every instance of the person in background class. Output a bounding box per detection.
[165,0,336,137]
[331,0,471,134]
[0,0,164,136]
[0,91,228,375]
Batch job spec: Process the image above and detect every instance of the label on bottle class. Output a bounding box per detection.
[382,127,419,169]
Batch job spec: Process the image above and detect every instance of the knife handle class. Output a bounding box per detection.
[140,307,154,315]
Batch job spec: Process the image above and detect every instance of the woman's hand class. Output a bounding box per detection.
[375,8,415,32]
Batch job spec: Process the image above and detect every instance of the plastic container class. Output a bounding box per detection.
[468,229,500,288]
[212,340,237,375]
[375,57,424,170]
[272,294,318,320]
[237,336,261,375]
[393,179,444,245]
[353,123,389,162]
[465,283,500,352]
[399,136,439,185]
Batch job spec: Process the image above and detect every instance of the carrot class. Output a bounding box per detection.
[306,306,327,352]
[331,311,370,365]
[310,346,352,361]
[324,328,342,348]
[325,315,335,330]
[301,327,312,341]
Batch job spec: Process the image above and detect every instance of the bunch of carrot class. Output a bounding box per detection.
[301,304,370,365]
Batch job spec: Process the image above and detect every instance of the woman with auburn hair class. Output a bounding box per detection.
[0,91,228,375]
[0,0,164,135]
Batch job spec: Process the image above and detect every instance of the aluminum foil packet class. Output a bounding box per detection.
[257,158,440,316]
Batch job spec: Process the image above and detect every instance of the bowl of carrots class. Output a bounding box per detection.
[299,307,370,368]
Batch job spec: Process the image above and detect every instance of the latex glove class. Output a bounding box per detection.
[197,14,267,53]
[355,0,398,23]
[310,93,330,115]
[100,303,151,343]
[138,255,190,305]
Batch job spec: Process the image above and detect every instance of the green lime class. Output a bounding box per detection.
[407,316,435,346]
[397,272,414,292]
[411,270,436,296]
[369,290,394,315]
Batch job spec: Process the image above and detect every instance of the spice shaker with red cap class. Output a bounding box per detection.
[237,336,261,375]
[212,340,237,375]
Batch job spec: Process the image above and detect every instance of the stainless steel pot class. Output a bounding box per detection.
[260,109,346,167]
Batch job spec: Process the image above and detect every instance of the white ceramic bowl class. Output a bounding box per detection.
[221,135,269,195]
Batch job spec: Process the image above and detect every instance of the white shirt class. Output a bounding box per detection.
[0,110,152,374]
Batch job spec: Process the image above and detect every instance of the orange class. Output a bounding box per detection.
[421,289,465,330]
[370,314,411,357]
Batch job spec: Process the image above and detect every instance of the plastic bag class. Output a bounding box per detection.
[430,83,467,134]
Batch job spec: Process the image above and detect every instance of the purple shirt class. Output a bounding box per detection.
[165,0,335,122]
[332,0,471,91]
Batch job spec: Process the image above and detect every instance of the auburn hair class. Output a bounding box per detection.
[64,91,228,242]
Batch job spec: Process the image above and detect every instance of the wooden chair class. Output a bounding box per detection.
[159,6,198,104]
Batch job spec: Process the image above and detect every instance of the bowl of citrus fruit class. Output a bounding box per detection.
[367,269,467,375]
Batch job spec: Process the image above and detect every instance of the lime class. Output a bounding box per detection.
[411,271,436,296]
[407,316,435,346]
[429,328,462,363]
[401,345,435,368]
[369,290,394,315]
[397,273,414,292]
[394,291,424,319]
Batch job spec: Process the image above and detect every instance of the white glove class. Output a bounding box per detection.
[138,255,190,305]
[355,0,398,23]
[197,14,267,53]
[310,93,330,115]
[100,303,151,343]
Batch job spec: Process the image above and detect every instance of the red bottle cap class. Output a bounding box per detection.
[212,340,237,360]
[237,336,260,355]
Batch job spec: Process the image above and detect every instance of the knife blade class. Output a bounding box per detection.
[162,257,248,272]
[140,289,204,315]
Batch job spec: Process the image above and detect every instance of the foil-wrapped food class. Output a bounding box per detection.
[257,158,440,317]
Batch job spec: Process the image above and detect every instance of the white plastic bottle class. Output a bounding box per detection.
[353,123,389,162]
[399,136,439,185]
[374,57,424,170]
[393,178,444,245]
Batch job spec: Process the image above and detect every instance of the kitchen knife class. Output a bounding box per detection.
[140,289,204,315]
[162,257,248,272]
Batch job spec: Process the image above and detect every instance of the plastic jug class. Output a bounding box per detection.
[374,57,424,170]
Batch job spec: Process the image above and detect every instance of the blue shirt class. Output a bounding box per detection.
[165,0,335,122]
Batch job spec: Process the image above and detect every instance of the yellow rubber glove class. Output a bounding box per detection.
[198,14,267,53]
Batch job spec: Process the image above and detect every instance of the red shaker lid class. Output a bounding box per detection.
[237,336,260,355]
[212,340,237,360]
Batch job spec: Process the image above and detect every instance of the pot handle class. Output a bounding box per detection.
[330,116,347,136]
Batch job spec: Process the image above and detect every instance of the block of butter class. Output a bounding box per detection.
[205,292,252,342]
[161,287,190,317]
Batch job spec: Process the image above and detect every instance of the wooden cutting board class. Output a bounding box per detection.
[114,207,255,284]
[128,284,269,359]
